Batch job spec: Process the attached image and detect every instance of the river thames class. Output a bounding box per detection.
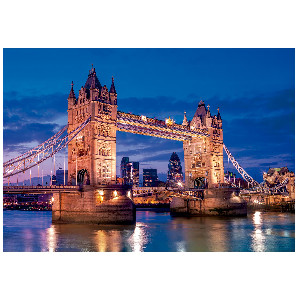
[3,210,295,252]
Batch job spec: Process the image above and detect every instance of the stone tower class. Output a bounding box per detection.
[67,66,117,185]
[183,100,224,188]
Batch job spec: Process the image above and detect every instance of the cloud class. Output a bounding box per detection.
[4,91,68,126]
[3,87,295,182]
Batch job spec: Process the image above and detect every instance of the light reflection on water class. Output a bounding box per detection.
[3,210,295,252]
[47,225,56,252]
[251,211,265,252]
[128,222,148,252]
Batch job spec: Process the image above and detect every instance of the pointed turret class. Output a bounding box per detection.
[109,76,117,94]
[217,107,221,120]
[109,76,117,105]
[191,100,207,128]
[207,104,211,117]
[84,65,102,90]
[68,81,76,99]
[182,112,188,126]
[68,81,77,108]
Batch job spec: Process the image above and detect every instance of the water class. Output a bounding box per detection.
[3,210,295,252]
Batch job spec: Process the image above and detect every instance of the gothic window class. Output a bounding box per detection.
[102,162,111,179]
[97,162,101,178]
[98,142,111,156]
[104,125,110,137]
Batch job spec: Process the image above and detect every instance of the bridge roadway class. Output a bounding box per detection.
[3,185,78,194]
[3,185,198,197]
[3,185,170,195]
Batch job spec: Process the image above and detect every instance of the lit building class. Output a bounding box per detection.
[143,169,158,187]
[120,157,129,179]
[56,168,68,185]
[167,152,183,187]
[120,157,139,187]
[263,167,295,199]
[224,171,248,188]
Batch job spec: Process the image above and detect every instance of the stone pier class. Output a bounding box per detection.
[52,185,135,224]
[170,187,247,216]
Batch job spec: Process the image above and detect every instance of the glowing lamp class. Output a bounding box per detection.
[113,190,118,197]
[98,190,104,196]
[165,117,174,126]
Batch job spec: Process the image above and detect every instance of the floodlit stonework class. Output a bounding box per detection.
[263,167,295,200]
[183,101,224,189]
[67,66,117,186]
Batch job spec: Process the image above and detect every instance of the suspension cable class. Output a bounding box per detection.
[223,144,259,186]
[3,117,91,178]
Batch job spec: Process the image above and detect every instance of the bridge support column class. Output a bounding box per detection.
[183,101,224,189]
[52,185,135,224]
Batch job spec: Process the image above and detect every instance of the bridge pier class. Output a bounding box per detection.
[52,185,135,224]
[170,187,247,216]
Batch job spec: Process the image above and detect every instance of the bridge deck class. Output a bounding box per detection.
[3,185,78,194]
[116,111,209,141]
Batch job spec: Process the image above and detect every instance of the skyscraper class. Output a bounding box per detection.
[56,168,68,185]
[120,157,139,187]
[120,157,129,179]
[167,152,183,187]
[143,169,158,187]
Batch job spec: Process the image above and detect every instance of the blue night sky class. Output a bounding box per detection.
[3,48,295,182]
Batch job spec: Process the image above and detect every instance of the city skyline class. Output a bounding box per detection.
[3,48,295,183]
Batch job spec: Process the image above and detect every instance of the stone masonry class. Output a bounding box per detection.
[183,101,224,189]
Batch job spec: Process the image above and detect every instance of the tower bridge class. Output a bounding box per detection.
[4,66,225,190]
[3,66,291,223]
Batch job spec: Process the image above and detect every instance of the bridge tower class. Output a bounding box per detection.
[183,100,224,188]
[67,66,117,185]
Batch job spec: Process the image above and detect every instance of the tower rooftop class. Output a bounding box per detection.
[84,66,102,90]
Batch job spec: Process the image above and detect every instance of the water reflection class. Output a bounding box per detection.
[95,230,124,252]
[3,210,295,252]
[251,211,265,252]
[176,241,186,252]
[24,229,33,252]
[128,222,148,252]
[47,225,57,252]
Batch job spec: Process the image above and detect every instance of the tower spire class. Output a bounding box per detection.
[217,107,221,120]
[207,104,211,117]
[68,81,76,99]
[182,111,188,126]
[109,76,117,94]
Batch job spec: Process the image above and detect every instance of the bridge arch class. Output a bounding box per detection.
[194,177,206,189]
[77,169,90,185]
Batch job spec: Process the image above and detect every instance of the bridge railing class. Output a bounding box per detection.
[3,185,78,190]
